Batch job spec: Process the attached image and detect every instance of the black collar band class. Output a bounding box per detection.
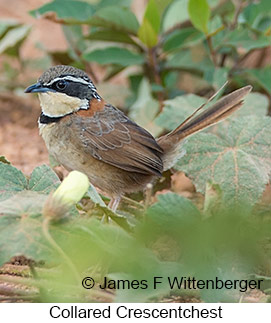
[39,113,64,124]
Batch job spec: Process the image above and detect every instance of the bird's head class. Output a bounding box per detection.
[24,65,101,117]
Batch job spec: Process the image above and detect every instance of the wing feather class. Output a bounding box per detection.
[71,105,163,176]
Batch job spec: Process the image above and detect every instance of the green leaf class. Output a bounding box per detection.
[147,192,200,223]
[28,165,60,194]
[0,25,31,56]
[0,162,27,201]
[130,78,162,136]
[165,48,213,72]
[163,27,204,52]
[241,0,271,31]
[95,0,132,10]
[155,94,206,131]
[138,18,158,48]
[188,0,210,34]
[229,92,268,118]
[30,0,94,24]
[215,29,271,52]
[162,0,189,31]
[86,30,137,46]
[0,191,47,217]
[83,47,144,66]
[87,183,106,207]
[154,0,173,15]
[0,163,60,202]
[176,116,271,206]
[0,191,54,265]
[89,6,139,34]
[144,0,161,34]
[247,68,271,94]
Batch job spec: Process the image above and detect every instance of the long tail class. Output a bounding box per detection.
[158,85,252,170]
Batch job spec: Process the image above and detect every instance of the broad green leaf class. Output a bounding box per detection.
[144,0,161,34]
[240,0,271,31]
[165,48,213,72]
[28,165,60,194]
[163,27,204,52]
[0,162,27,201]
[86,30,137,46]
[129,78,162,136]
[188,0,210,34]
[162,0,189,31]
[30,0,94,24]
[89,6,139,34]
[229,92,268,118]
[176,116,271,206]
[138,18,158,48]
[215,29,271,52]
[0,25,31,56]
[154,0,173,15]
[0,191,47,217]
[0,216,53,266]
[155,94,206,131]
[0,191,53,265]
[147,193,200,223]
[83,47,144,66]
[0,163,60,202]
[95,0,132,10]
[247,68,271,94]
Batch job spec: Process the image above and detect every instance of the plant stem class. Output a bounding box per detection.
[206,36,217,67]
[148,47,164,112]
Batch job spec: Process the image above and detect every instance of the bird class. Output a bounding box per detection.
[25,65,252,211]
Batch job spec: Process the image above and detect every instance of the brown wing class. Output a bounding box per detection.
[71,104,163,176]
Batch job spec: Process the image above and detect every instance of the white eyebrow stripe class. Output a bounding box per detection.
[44,75,91,86]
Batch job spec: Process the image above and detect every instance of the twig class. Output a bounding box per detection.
[121,196,144,209]
[206,36,217,66]
[148,47,164,112]
[230,1,247,30]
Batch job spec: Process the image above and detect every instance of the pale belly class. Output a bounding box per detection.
[39,123,152,196]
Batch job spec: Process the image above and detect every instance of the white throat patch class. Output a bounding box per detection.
[38,92,88,117]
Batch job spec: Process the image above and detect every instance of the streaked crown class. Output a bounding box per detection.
[38,65,101,100]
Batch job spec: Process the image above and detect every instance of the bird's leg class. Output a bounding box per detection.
[108,196,121,212]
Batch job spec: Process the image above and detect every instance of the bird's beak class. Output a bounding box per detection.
[24,82,54,94]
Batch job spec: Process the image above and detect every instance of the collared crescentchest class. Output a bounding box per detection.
[25,65,252,211]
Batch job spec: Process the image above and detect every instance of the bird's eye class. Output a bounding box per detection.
[55,80,67,90]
